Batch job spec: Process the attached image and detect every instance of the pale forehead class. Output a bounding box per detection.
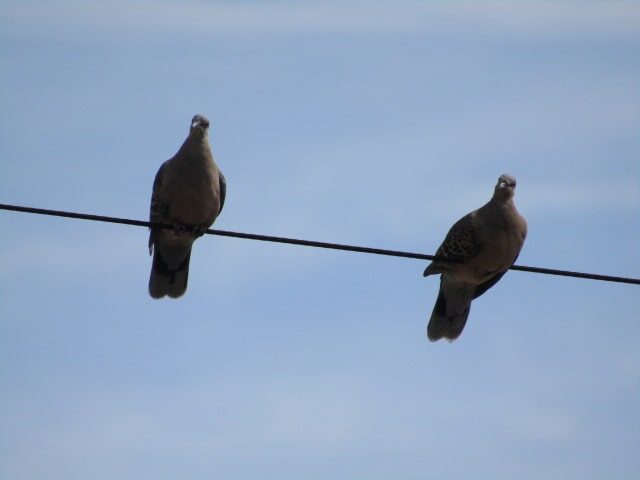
[191,114,209,123]
[498,174,516,183]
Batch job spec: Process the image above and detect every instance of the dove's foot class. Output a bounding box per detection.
[193,224,208,237]
[172,222,189,234]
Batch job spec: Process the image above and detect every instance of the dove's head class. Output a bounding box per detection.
[189,114,210,137]
[494,174,517,201]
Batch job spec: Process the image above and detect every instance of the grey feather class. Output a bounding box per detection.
[424,174,527,341]
[149,162,168,254]
[148,114,226,299]
[218,172,227,215]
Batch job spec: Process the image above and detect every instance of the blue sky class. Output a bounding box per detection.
[1,1,639,479]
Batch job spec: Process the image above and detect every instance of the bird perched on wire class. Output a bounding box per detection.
[148,114,226,299]
[423,174,527,341]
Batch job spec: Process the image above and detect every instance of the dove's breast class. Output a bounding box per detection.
[164,156,221,227]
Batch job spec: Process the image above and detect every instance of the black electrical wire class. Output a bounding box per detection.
[1,203,638,286]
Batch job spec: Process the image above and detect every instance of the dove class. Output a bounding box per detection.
[148,114,226,299]
[423,174,527,341]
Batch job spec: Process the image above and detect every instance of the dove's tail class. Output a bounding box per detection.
[148,247,192,299]
[427,278,472,342]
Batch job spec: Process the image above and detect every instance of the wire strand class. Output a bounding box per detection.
[1,203,638,286]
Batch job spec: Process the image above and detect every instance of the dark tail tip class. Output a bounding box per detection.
[426,288,449,341]
[426,286,471,342]
[149,251,169,299]
[148,250,191,299]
